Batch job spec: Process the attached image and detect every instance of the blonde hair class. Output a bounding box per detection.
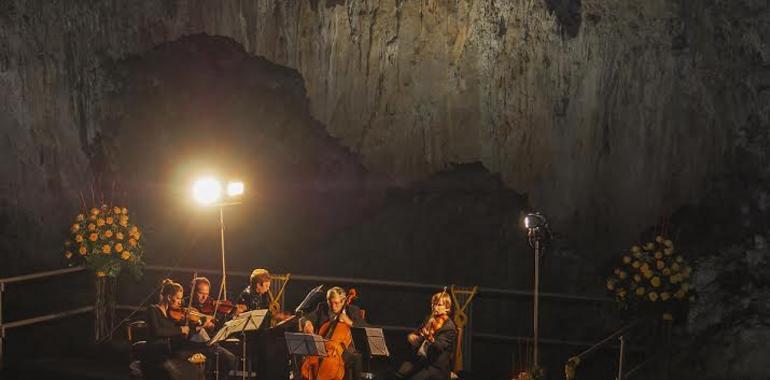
[159,278,183,304]
[431,291,452,309]
[249,268,271,289]
[326,286,346,301]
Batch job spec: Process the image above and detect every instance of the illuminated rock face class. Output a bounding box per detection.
[1,0,768,265]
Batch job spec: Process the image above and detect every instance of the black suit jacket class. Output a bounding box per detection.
[413,317,457,375]
[304,302,366,336]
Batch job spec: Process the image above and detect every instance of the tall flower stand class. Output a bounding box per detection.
[94,274,117,341]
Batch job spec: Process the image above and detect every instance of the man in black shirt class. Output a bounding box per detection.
[303,286,366,380]
[237,268,272,320]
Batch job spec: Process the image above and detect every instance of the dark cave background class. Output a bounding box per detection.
[2,1,770,379]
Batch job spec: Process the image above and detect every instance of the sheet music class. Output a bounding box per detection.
[208,309,268,345]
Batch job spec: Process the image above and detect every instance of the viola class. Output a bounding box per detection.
[199,298,245,316]
[419,313,448,342]
[300,288,358,380]
[168,306,213,325]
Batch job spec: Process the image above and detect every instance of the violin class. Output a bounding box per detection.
[199,298,245,316]
[419,313,448,343]
[168,305,213,325]
[300,288,358,380]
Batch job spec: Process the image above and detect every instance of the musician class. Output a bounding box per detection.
[302,287,366,380]
[145,279,198,379]
[184,276,237,375]
[395,291,456,380]
[237,268,272,319]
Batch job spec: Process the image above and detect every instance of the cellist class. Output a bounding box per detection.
[302,287,366,380]
[395,291,456,380]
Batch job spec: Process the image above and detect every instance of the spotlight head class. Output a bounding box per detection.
[227,181,244,197]
[193,177,222,205]
[524,213,547,230]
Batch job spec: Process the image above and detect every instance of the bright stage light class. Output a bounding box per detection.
[226,181,244,197]
[193,177,222,205]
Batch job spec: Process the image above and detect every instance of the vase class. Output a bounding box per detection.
[95,274,117,341]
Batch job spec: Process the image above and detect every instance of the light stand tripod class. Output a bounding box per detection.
[524,212,551,370]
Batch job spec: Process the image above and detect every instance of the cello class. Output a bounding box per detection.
[299,289,358,380]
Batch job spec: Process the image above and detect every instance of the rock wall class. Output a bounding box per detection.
[1,0,768,264]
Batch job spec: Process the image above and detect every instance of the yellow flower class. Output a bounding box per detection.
[71,224,80,233]
[121,207,128,214]
[656,260,665,270]
[606,280,615,290]
[648,292,659,302]
[88,223,96,231]
[671,263,681,272]
[664,247,673,256]
[650,276,661,287]
[119,216,128,227]
[104,230,113,238]
[116,232,124,240]
[635,287,646,296]
[102,244,111,254]
[674,289,685,299]
[660,292,671,301]
[106,216,113,225]
[644,242,655,251]
[121,251,131,260]
[654,251,663,259]
[129,238,137,247]
[90,208,100,216]
[632,261,641,269]
[617,289,627,298]
[641,263,651,273]
[96,271,106,277]
[670,274,681,284]
[643,270,653,279]
[655,236,664,243]
[79,246,87,255]
[115,243,123,253]
[89,215,96,221]
[618,271,627,279]
[75,234,84,243]
[633,274,641,282]
[662,268,671,276]
[76,213,85,222]
[64,251,72,259]
[664,239,673,248]
[113,207,121,214]
[622,256,631,264]
[89,233,98,242]
[130,226,138,234]
[631,245,641,254]
[96,218,105,227]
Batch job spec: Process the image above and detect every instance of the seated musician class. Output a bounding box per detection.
[145,278,198,379]
[396,291,457,380]
[237,268,272,319]
[302,287,366,380]
[184,276,237,375]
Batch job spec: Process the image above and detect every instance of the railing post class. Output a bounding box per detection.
[616,335,626,380]
[1,282,5,370]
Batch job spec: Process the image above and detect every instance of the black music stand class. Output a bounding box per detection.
[209,309,268,380]
[352,327,389,376]
[285,332,328,380]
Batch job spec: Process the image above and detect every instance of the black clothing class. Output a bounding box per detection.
[397,317,457,380]
[303,302,366,380]
[145,305,204,380]
[237,286,273,328]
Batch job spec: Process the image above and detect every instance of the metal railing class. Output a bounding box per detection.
[0,266,91,369]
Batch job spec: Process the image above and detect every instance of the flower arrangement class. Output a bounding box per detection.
[64,204,145,278]
[606,235,693,319]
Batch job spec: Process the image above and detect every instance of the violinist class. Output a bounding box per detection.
[302,287,366,380]
[145,279,198,379]
[396,291,456,380]
[184,276,237,374]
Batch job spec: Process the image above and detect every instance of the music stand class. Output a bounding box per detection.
[209,309,267,380]
[285,332,328,380]
[295,284,325,315]
[352,327,389,375]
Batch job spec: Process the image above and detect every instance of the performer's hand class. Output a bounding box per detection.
[236,304,248,314]
[203,319,215,330]
[339,312,354,326]
[303,321,314,334]
[407,333,420,346]
[180,326,190,335]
